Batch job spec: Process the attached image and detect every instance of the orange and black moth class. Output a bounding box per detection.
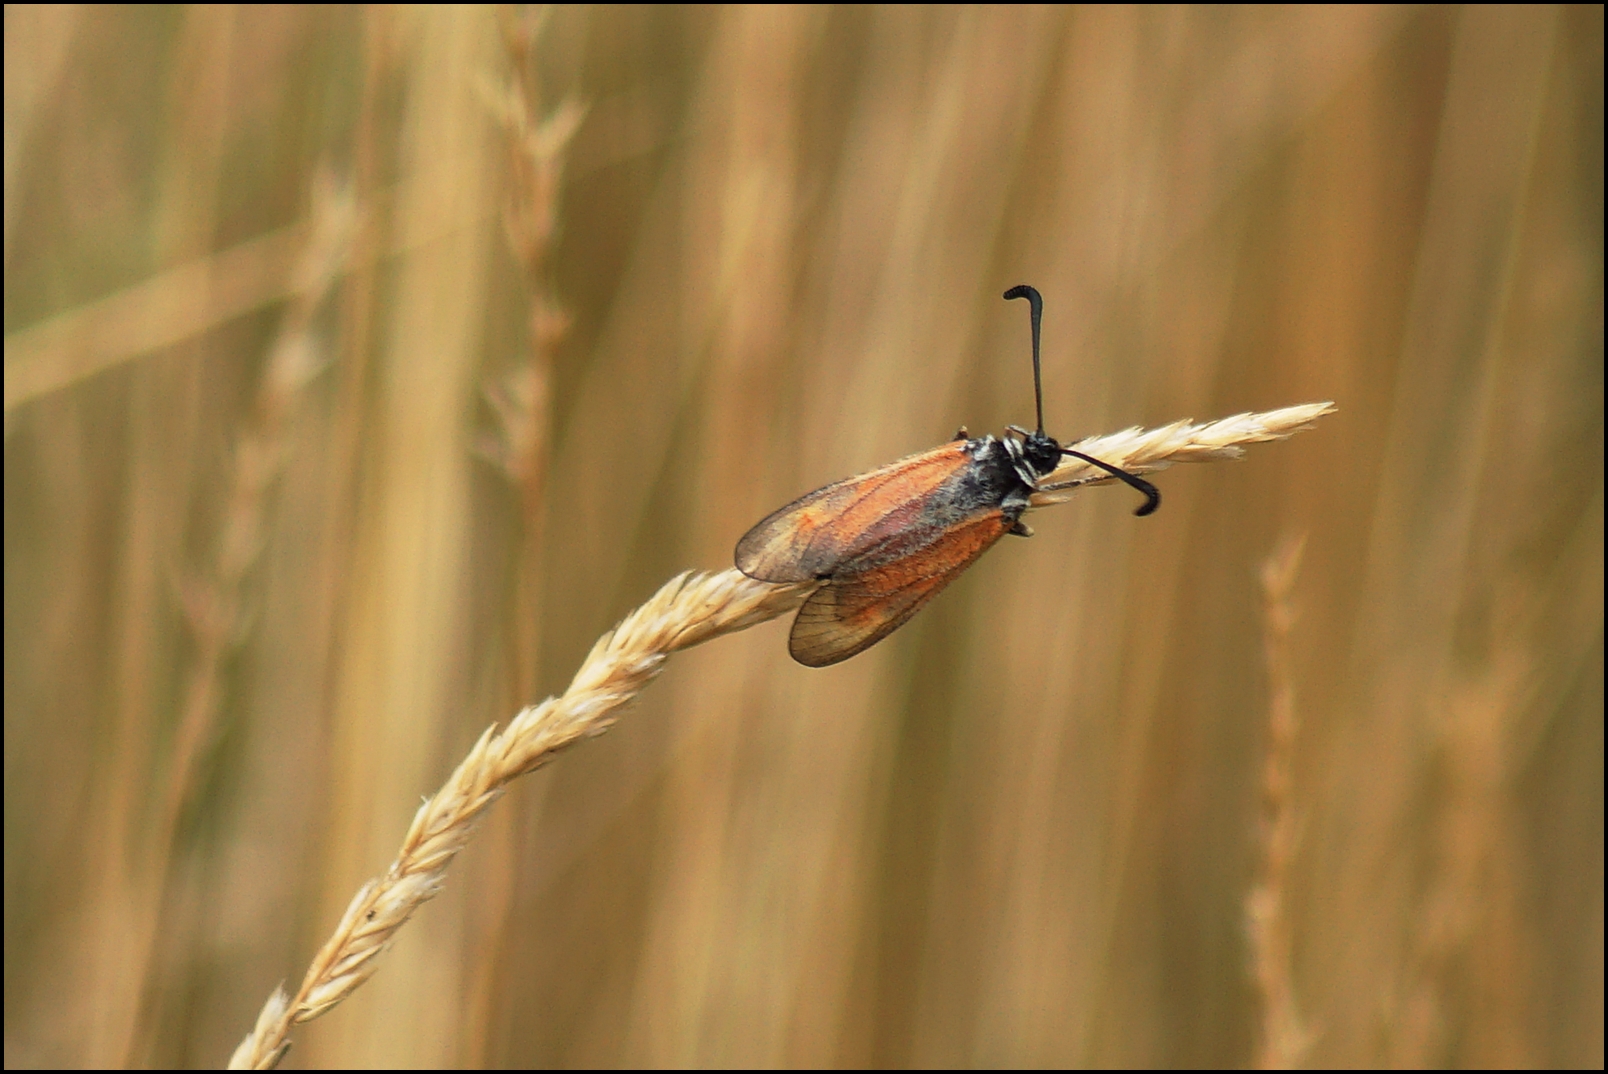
[736,285,1160,667]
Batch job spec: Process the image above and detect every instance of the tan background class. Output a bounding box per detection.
[4,5,1601,1068]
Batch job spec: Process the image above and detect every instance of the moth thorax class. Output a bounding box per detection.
[1002,433,1059,486]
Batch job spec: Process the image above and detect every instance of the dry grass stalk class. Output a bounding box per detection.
[477,5,588,698]
[1248,534,1312,1068]
[1391,616,1539,1065]
[227,402,1335,1069]
[115,174,354,1064]
[467,19,586,1054]
[4,177,455,414]
[3,220,310,411]
[165,174,355,859]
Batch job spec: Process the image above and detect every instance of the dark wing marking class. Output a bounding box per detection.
[735,442,973,582]
[786,509,1012,666]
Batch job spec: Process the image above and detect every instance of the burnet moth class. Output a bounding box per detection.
[735,285,1160,667]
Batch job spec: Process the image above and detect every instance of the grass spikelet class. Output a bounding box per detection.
[1031,402,1337,506]
[228,569,812,1069]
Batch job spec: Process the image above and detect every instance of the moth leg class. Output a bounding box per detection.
[1035,475,1100,493]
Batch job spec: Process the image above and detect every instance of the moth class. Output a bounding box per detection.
[736,285,1159,667]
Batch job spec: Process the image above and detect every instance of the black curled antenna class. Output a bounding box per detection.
[1003,284,1161,517]
[1002,284,1047,434]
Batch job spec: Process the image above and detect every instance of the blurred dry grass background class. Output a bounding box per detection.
[4,5,1600,1068]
